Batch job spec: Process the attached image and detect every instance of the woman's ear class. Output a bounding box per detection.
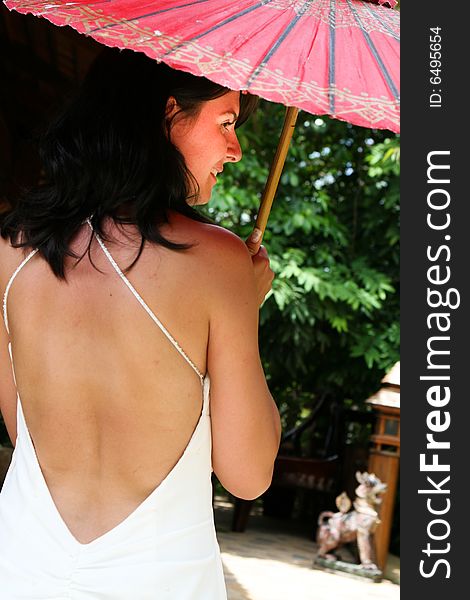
[164,96,179,138]
[165,96,178,120]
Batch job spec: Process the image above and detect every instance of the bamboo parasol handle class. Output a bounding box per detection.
[249,106,299,252]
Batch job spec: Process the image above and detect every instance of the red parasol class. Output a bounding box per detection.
[4,0,399,132]
[3,0,400,239]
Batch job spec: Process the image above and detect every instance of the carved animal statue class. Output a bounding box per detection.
[316,471,387,570]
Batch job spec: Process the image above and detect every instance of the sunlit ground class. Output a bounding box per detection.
[214,495,400,600]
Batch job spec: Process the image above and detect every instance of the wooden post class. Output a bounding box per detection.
[366,363,400,571]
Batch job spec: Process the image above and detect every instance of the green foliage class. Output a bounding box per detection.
[202,101,400,429]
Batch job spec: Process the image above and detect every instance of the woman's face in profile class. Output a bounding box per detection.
[169,91,243,204]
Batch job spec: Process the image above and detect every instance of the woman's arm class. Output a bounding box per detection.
[206,228,281,500]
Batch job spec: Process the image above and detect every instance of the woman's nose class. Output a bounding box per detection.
[226,132,242,163]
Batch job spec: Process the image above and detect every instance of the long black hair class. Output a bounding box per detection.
[0,48,257,278]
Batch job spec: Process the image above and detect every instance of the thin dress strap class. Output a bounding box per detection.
[87,221,204,384]
[2,249,39,336]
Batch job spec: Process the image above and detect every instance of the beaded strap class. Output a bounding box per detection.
[3,249,39,335]
[86,220,204,384]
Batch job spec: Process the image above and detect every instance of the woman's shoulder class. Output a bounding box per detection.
[165,211,255,298]
[167,211,252,265]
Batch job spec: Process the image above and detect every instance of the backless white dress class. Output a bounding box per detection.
[0,228,227,599]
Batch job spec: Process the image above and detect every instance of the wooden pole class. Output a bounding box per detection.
[248,106,299,252]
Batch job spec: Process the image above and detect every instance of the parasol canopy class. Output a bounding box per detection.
[4,0,400,133]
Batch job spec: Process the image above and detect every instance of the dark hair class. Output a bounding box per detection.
[0,48,257,278]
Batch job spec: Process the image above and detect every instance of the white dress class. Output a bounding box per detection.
[0,230,227,599]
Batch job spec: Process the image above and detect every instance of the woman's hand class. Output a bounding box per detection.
[245,227,274,306]
[250,245,274,306]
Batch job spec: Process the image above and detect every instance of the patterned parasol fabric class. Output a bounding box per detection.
[4,0,399,132]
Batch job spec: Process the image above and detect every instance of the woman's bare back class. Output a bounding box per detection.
[1,212,213,543]
[1,210,280,546]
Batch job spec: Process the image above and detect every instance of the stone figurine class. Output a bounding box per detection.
[316,471,387,570]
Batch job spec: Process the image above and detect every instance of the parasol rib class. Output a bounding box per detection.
[89,0,214,33]
[163,0,274,55]
[346,0,399,100]
[246,0,314,88]
[362,3,399,41]
[328,0,336,114]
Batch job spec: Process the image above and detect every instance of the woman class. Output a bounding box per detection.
[0,49,281,598]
